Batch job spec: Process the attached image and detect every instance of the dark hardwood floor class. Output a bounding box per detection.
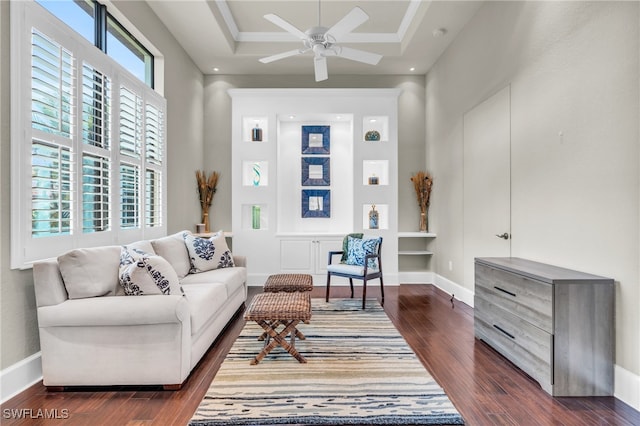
[2,284,638,425]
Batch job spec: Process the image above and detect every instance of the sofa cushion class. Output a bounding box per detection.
[151,231,191,279]
[180,267,247,297]
[182,283,228,335]
[183,231,235,274]
[119,246,183,296]
[346,236,381,268]
[58,246,121,299]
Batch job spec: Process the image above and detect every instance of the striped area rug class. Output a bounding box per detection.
[189,298,464,425]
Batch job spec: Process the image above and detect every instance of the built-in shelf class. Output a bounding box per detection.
[242,117,268,142]
[242,161,268,187]
[363,160,389,186]
[362,116,389,142]
[398,232,437,238]
[398,250,434,256]
[398,231,436,273]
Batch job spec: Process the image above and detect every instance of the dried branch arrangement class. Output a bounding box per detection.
[196,170,220,232]
[410,171,433,232]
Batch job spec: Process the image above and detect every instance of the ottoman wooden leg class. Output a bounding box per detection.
[251,320,307,365]
[258,320,306,341]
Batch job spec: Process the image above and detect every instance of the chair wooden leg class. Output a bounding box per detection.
[325,273,331,302]
[349,278,354,298]
[362,278,367,309]
[380,276,385,306]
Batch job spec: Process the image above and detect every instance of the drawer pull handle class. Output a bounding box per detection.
[493,324,515,340]
[494,286,516,297]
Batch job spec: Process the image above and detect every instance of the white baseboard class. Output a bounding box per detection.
[615,364,640,411]
[398,271,435,284]
[0,352,42,404]
[434,273,475,307]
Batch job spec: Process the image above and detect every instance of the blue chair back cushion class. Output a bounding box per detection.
[345,236,381,268]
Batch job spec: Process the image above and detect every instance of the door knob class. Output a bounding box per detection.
[496,232,510,240]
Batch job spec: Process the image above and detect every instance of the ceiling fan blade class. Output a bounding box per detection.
[314,56,328,82]
[264,14,308,40]
[259,49,304,64]
[335,46,382,65]
[325,6,369,41]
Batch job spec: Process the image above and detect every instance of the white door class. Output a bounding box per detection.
[463,86,511,290]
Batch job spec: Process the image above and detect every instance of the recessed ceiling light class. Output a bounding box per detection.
[289,115,295,119]
[370,118,377,123]
[409,67,416,72]
[213,67,220,72]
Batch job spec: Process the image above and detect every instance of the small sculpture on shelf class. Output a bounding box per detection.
[410,171,433,232]
[368,204,379,229]
[252,205,261,229]
[251,122,263,141]
[368,174,379,185]
[196,170,219,232]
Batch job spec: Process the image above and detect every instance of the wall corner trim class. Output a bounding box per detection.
[0,352,42,404]
[615,364,640,411]
[434,273,474,307]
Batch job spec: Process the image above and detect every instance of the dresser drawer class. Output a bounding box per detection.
[475,262,553,333]
[475,296,552,390]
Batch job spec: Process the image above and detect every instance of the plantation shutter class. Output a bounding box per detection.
[120,163,140,229]
[30,30,74,238]
[12,1,168,268]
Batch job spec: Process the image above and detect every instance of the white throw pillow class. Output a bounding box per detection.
[118,246,183,296]
[150,231,192,278]
[183,231,235,274]
[58,246,121,299]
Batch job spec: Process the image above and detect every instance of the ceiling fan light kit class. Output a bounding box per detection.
[259,5,382,82]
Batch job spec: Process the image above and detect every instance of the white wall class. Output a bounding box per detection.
[0,0,204,375]
[203,75,427,252]
[426,0,639,394]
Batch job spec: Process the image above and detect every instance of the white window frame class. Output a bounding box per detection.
[11,1,167,269]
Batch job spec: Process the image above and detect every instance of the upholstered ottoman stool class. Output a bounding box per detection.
[244,291,312,365]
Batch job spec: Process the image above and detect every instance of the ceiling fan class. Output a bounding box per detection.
[259,3,382,82]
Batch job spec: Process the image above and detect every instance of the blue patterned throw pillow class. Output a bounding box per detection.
[183,231,235,274]
[118,246,183,296]
[345,236,381,269]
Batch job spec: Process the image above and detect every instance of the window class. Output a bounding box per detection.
[11,1,166,268]
[107,16,153,87]
[36,0,153,88]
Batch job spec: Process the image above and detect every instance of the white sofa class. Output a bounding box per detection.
[32,231,247,390]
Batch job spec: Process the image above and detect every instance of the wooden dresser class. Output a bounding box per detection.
[474,257,614,396]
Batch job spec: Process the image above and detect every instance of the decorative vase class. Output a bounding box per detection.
[202,211,210,232]
[365,130,380,141]
[252,163,261,186]
[369,204,379,229]
[252,205,260,229]
[419,210,428,232]
[251,123,262,141]
[368,174,379,185]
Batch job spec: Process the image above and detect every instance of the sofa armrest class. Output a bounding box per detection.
[33,259,69,307]
[233,255,247,268]
[37,295,189,328]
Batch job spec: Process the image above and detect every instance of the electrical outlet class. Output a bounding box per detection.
[448,260,453,271]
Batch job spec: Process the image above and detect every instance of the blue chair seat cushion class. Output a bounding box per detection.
[327,263,379,277]
[345,236,381,268]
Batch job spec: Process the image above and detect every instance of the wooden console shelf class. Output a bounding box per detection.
[474,257,614,397]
